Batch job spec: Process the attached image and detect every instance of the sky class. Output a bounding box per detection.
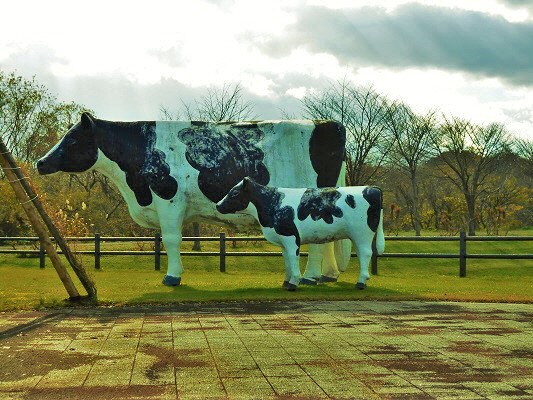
[1,0,532,139]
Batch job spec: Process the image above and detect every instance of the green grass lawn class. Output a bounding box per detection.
[0,236,531,310]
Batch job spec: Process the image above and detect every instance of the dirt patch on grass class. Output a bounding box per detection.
[449,341,501,357]
[141,345,208,381]
[463,327,522,335]
[0,347,107,381]
[506,349,533,359]
[379,326,440,336]
[187,326,225,331]
[18,385,169,400]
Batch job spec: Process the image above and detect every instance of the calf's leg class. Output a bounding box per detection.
[281,242,301,291]
[353,240,372,290]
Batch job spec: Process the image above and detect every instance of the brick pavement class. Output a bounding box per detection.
[0,301,532,399]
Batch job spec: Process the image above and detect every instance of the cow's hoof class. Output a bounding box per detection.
[355,282,366,290]
[319,275,338,283]
[162,275,181,286]
[287,283,298,292]
[282,280,290,289]
[300,277,318,286]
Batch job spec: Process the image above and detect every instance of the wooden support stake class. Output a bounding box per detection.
[0,140,96,299]
[39,241,45,269]
[219,232,226,272]
[95,233,101,270]
[154,233,161,271]
[459,231,467,278]
[0,148,80,299]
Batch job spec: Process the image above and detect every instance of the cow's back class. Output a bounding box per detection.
[155,119,344,191]
[149,120,345,225]
[256,120,345,188]
[258,121,314,187]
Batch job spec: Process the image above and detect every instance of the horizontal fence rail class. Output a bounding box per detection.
[0,233,531,277]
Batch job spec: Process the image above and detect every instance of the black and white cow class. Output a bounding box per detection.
[216,178,385,290]
[37,113,350,286]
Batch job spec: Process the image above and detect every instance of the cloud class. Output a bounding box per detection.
[499,0,533,13]
[260,3,533,86]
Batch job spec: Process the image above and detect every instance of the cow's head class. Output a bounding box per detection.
[216,177,253,214]
[36,112,98,175]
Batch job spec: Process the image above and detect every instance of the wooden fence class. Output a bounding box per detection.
[0,233,531,277]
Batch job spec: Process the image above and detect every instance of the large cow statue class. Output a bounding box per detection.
[37,113,350,286]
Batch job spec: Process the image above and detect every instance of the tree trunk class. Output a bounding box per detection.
[410,174,422,236]
[191,222,202,251]
[466,195,476,236]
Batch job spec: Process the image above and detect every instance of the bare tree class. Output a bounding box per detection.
[434,117,511,235]
[301,80,392,185]
[385,102,437,235]
[161,82,255,122]
[0,72,95,163]
[0,72,55,162]
[513,137,533,179]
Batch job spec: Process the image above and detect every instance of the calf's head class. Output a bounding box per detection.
[216,178,253,214]
[37,112,98,175]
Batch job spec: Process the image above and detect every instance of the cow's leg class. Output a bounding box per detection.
[334,239,352,272]
[281,241,301,291]
[318,242,341,283]
[301,244,323,285]
[160,212,185,286]
[352,238,372,290]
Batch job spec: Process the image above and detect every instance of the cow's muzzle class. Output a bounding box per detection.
[36,158,58,175]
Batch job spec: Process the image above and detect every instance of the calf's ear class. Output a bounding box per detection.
[81,112,95,130]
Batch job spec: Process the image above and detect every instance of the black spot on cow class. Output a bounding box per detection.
[217,178,300,254]
[94,118,178,207]
[178,123,270,203]
[309,121,346,187]
[345,194,356,209]
[297,188,343,224]
[248,181,301,255]
[362,186,383,232]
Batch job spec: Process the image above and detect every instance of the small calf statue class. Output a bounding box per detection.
[216,177,385,290]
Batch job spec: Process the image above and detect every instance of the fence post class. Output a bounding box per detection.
[39,240,45,269]
[154,233,161,271]
[95,233,101,270]
[371,236,378,275]
[219,232,226,272]
[459,231,467,277]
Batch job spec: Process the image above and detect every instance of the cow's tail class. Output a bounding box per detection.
[375,189,385,255]
[334,161,352,272]
[376,208,385,255]
[336,160,346,187]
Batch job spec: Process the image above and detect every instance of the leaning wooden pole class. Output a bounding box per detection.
[1,142,97,299]
[0,143,97,299]
[0,145,81,299]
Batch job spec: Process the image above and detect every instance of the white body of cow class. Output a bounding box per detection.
[37,114,351,286]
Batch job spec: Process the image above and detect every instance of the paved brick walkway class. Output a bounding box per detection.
[0,301,532,399]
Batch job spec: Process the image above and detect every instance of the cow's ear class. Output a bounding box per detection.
[81,112,95,130]
[242,177,250,192]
